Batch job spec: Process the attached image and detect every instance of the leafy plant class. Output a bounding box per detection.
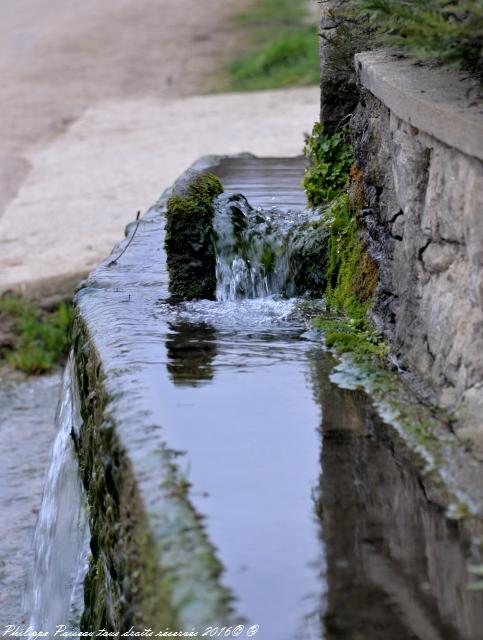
[351,0,483,78]
[303,123,354,207]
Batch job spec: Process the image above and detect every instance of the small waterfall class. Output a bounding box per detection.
[24,354,90,632]
[213,193,327,302]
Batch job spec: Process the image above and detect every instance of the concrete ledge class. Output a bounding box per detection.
[355,50,483,161]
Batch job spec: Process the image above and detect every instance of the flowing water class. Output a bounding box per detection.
[151,186,483,638]
[213,192,326,301]
[0,373,61,626]
[25,156,483,638]
[23,355,90,632]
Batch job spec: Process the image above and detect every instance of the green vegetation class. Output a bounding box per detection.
[165,173,224,301]
[312,192,386,362]
[225,0,320,91]
[0,295,73,374]
[351,0,483,78]
[324,195,378,327]
[302,123,387,361]
[313,316,389,361]
[303,123,353,207]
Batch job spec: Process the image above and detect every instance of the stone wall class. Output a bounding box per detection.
[347,51,483,450]
[318,0,368,133]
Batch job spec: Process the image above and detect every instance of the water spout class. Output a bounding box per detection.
[213,193,327,301]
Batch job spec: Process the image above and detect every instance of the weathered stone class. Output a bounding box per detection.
[319,1,369,132]
[355,50,483,162]
[421,242,461,274]
[423,146,469,244]
[350,56,483,444]
[390,116,430,219]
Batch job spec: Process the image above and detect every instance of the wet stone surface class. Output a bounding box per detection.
[0,373,61,626]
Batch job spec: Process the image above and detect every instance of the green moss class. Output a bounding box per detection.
[323,193,379,326]
[301,124,384,358]
[222,0,320,91]
[313,316,389,363]
[74,319,235,631]
[286,219,329,297]
[261,244,276,275]
[165,174,223,301]
[0,295,73,374]
[311,193,386,360]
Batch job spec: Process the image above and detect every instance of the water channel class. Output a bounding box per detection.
[19,157,483,638]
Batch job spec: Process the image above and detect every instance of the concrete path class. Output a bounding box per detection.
[0,0,320,298]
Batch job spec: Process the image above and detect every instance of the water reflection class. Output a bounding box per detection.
[166,321,217,387]
[308,351,483,640]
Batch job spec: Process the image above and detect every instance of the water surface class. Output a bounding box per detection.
[74,155,483,639]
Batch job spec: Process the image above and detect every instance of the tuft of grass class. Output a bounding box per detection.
[225,0,320,91]
[0,295,73,374]
[350,0,483,78]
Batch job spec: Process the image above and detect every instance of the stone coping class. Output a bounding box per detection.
[355,50,483,162]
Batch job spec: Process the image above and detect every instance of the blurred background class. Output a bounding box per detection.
[0,0,320,301]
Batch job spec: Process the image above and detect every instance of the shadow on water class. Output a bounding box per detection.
[166,321,217,387]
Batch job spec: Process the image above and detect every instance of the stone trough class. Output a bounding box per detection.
[60,155,483,638]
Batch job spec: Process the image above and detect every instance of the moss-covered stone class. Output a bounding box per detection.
[302,130,384,356]
[313,316,389,362]
[165,173,224,301]
[323,193,379,328]
[286,219,328,297]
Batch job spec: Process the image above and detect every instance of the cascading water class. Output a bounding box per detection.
[23,354,90,632]
[213,193,327,302]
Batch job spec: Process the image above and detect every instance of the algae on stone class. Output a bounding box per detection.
[165,173,224,301]
[302,122,385,357]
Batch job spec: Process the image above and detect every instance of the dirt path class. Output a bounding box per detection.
[0,0,320,297]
